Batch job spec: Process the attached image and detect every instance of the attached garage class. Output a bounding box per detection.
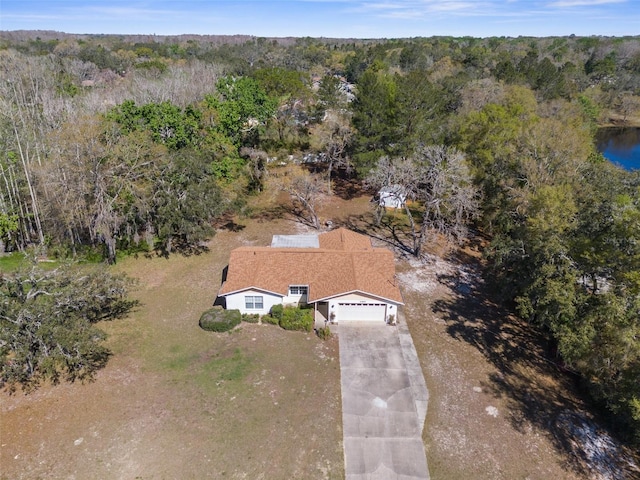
[338,302,387,322]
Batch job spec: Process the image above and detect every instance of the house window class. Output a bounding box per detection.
[245,296,264,309]
[289,285,308,296]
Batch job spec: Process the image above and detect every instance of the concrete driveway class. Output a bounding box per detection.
[339,320,430,480]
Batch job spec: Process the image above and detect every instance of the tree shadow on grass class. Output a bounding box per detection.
[213,212,246,233]
[248,203,290,224]
[432,267,639,478]
[331,174,368,200]
[155,240,210,259]
[288,204,320,230]
[338,210,417,257]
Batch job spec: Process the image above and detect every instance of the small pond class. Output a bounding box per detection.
[596,127,640,171]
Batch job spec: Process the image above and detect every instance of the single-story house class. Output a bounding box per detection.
[378,185,407,209]
[217,228,403,323]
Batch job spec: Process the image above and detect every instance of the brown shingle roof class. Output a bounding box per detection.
[318,227,374,251]
[219,229,403,304]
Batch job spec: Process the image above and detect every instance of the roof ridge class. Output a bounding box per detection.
[350,248,358,290]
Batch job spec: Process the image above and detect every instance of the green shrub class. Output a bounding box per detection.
[199,308,241,332]
[270,304,284,321]
[48,243,104,263]
[316,326,332,340]
[262,304,313,331]
[134,59,168,74]
[261,314,280,325]
[242,313,260,323]
[279,306,313,332]
[117,238,152,257]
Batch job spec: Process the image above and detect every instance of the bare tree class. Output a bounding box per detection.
[367,146,480,257]
[275,165,327,229]
[366,156,422,253]
[0,50,60,247]
[129,61,223,107]
[45,116,164,262]
[617,93,640,124]
[77,59,223,115]
[414,145,480,254]
[457,78,505,116]
[309,109,353,194]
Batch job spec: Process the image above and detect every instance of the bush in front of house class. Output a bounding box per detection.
[279,306,314,332]
[316,325,332,340]
[199,308,241,332]
[262,304,313,331]
[242,313,260,323]
[261,314,280,325]
[269,304,284,321]
[261,304,282,325]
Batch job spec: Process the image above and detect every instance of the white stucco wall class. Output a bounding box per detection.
[283,293,308,306]
[224,289,282,315]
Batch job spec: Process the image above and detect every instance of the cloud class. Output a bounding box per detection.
[426,1,482,12]
[81,5,180,18]
[547,0,626,7]
[358,0,497,18]
[2,13,66,21]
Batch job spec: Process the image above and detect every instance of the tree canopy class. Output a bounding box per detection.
[0,263,136,391]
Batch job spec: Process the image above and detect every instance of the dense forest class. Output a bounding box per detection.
[1,30,639,444]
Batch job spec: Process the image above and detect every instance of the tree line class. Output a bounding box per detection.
[0,31,639,443]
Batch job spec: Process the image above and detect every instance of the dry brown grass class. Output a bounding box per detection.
[1,213,344,480]
[2,184,638,480]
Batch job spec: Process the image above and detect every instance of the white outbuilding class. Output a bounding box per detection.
[378,185,407,209]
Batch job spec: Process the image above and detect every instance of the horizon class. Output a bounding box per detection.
[1,1,639,39]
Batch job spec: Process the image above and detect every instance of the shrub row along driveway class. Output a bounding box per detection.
[339,321,430,479]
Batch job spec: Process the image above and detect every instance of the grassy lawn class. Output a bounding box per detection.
[0,251,62,272]
[0,252,28,271]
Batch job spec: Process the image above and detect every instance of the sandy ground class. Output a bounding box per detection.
[396,252,639,480]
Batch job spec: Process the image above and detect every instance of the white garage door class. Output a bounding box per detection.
[338,303,387,322]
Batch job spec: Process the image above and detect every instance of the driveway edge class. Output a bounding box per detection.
[397,314,429,435]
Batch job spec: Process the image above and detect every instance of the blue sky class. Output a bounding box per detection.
[1,1,638,38]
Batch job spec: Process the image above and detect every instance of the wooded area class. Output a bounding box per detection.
[0,31,639,444]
